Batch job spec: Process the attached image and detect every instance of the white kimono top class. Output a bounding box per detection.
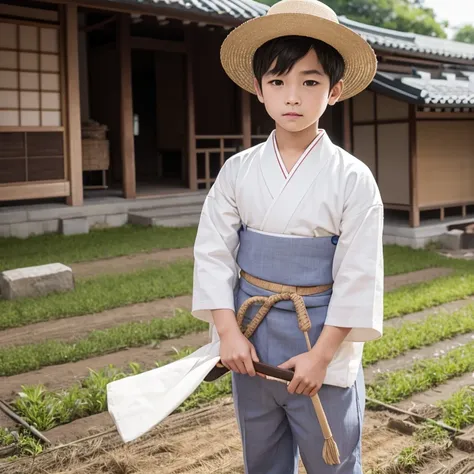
[192,130,384,388]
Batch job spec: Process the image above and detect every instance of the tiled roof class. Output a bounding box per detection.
[372,70,474,107]
[109,0,267,21]
[340,17,474,61]
[112,0,474,61]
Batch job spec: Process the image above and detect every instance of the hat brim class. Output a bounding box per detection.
[220,13,377,101]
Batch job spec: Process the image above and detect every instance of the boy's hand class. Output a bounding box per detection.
[220,328,260,377]
[279,352,328,397]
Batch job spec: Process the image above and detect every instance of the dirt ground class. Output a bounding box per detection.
[0,400,414,474]
[0,248,470,473]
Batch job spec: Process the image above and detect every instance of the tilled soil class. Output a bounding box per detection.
[0,400,409,474]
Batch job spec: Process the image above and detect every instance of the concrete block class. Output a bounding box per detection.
[0,224,11,238]
[10,222,44,239]
[0,210,28,225]
[87,215,106,228]
[440,230,463,251]
[383,235,397,245]
[105,213,128,228]
[60,217,89,236]
[0,263,74,300]
[42,220,60,234]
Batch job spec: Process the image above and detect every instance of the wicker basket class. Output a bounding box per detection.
[82,139,110,171]
[82,120,108,140]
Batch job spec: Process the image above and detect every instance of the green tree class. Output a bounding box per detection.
[258,0,448,38]
[454,25,474,44]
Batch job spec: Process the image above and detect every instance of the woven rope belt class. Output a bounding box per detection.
[235,271,340,466]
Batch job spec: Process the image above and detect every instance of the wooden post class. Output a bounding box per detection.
[118,13,136,198]
[343,99,352,152]
[64,4,83,206]
[409,105,420,227]
[185,27,197,191]
[241,89,251,150]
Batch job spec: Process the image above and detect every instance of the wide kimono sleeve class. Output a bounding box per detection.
[325,164,384,342]
[191,159,242,325]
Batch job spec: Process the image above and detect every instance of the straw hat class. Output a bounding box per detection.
[220,0,377,101]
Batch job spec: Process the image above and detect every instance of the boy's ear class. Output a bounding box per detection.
[253,78,264,103]
[328,80,343,106]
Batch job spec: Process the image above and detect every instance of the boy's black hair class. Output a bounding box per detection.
[252,36,345,92]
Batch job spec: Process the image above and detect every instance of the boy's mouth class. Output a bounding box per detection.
[283,112,303,117]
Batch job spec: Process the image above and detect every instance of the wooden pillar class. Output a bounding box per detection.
[64,4,83,206]
[343,99,352,152]
[241,89,251,150]
[409,105,420,227]
[118,13,136,199]
[185,27,197,191]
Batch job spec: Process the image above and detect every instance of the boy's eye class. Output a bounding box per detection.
[269,79,283,86]
[304,80,319,86]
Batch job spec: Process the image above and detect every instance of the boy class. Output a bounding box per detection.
[191,0,384,473]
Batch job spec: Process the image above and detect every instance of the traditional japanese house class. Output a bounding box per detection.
[0,0,473,247]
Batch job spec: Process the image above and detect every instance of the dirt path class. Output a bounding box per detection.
[70,247,194,279]
[0,296,192,348]
[0,331,209,400]
[0,399,411,474]
[384,267,453,292]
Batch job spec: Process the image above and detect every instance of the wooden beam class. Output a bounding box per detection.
[241,90,251,150]
[416,111,474,119]
[373,91,379,183]
[43,0,241,28]
[408,104,420,227]
[0,182,70,201]
[131,37,186,54]
[81,15,116,33]
[343,99,352,152]
[118,13,136,199]
[64,3,83,206]
[185,27,197,192]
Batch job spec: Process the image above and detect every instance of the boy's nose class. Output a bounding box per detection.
[285,97,301,106]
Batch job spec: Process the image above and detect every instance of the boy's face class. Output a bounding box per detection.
[254,49,343,134]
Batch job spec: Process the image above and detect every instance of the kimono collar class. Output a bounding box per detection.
[259,129,332,200]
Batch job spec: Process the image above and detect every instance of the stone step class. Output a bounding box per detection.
[144,213,201,228]
[128,204,203,227]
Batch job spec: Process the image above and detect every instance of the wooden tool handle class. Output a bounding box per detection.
[253,361,295,382]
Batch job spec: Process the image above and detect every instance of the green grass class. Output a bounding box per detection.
[363,304,474,366]
[384,272,474,319]
[0,225,197,271]
[383,245,452,276]
[439,387,474,430]
[367,342,474,405]
[0,310,207,376]
[0,261,194,330]
[11,358,231,432]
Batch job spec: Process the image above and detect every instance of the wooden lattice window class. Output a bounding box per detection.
[0,21,61,127]
[0,131,64,183]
